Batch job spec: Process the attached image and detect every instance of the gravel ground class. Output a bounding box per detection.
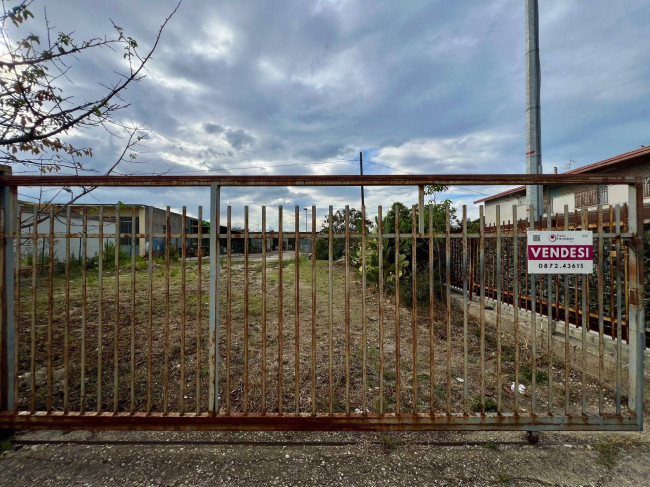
[1,424,649,486]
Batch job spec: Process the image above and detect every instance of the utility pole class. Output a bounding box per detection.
[525,0,543,221]
[359,151,365,209]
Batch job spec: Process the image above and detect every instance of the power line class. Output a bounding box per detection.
[365,160,489,196]
[144,159,358,175]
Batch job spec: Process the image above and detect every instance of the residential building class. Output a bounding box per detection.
[475,146,650,226]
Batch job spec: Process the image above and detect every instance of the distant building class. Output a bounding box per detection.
[474,146,650,226]
[17,203,297,263]
[18,203,204,261]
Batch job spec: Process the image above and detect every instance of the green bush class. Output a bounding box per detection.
[350,238,408,285]
[168,244,180,261]
[135,257,148,271]
[102,241,130,269]
[471,395,498,413]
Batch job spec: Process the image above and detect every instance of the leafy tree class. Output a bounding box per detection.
[352,191,459,307]
[0,0,179,216]
[315,208,372,260]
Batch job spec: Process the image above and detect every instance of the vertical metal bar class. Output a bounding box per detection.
[244,206,249,415]
[294,205,300,414]
[627,181,645,430]
[311,205,317,416]
[208,185,221,415]
[547,207,553,415]
[445,204,451,416]
[128,207,134,415]
[328,205,333,415]
[47,207,54,413]
[529,206,537,415]
[146,206,153,415]
[261,206,267,414]
[362,205,368,415]
[615,205,622,415]
[462,205,468,415]
[378,206,384,415]
[81,208,88,414]
[64,206,70,414]
[581,208,588,416]
[30,206,36,414]
[164,206,171,415]
[597,205,604,416]
[12,206,20,413]
[113,204,120,414]
[496,206,502,414]
[278,206,284,415]
[196,206,203,415]
[394,203,401,415]
[624,244,629,342]
[411,206,417,414]
[428,204,434,416]
[344,205,350,415]
[98,207,104,413]
[609,206,615,340]
[479,206,485,415]
[418,185,425,235]
[564,205,570,415]
[180,207,187,415]
[226,207,232,416]
[0,176,16,413]
[512,206,519,414]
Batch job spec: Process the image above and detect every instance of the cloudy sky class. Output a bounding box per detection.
[9,0,650,228]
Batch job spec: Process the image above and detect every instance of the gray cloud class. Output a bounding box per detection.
[10,0,650,221]
[203,122,225,134]
[224,128,255,150]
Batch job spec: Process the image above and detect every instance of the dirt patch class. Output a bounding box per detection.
[15,255,638,418]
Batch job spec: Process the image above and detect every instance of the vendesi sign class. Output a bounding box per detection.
[527,231,593,274]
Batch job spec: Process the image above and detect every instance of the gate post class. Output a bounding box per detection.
[209,184,221,415]
[627,179,645,430]
[0,165,16,413]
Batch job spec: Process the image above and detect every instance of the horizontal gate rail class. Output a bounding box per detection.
[0,173,643,187]
[0,171,645,432]
[0,411,639,432]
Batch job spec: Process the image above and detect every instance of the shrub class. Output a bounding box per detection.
[102,241,130,269]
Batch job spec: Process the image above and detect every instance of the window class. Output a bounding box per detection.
[574,186,608,208]
[119,217,139,245]
[644,176,650,198]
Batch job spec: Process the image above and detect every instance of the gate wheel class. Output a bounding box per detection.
[525,431,540,444]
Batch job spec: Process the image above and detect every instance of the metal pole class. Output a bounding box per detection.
[0,165,16,412]
[627,180,645,431]
[209,184,221,414]
[418,185,425,234]
[525,0,543,221]
[360,151,365,209]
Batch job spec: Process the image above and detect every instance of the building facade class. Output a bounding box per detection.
[475,146,650,226]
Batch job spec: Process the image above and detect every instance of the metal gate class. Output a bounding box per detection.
[0,171,645,431]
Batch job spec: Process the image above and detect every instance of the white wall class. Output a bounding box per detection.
[484,182,650,225]
[484,195,528,226]
[19,212,116,263]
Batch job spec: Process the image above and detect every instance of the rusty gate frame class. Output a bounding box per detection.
[0,171,645,431]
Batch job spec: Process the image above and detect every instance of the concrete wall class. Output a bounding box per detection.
[19,209,116,262]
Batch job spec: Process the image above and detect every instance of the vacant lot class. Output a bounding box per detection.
[16,254,629,418]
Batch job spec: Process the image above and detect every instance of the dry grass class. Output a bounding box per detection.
[15,254,627,417]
